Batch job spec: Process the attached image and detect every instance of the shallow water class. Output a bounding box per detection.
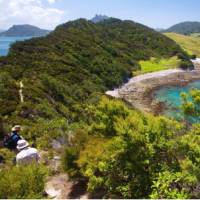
[154,80,200,121]
[0,36,31,56]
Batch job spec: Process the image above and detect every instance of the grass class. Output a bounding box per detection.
[134,56,181,75]
[164,32,200,57]
[190,33,200,38]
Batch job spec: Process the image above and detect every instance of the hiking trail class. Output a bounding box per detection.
[19,81,24,103]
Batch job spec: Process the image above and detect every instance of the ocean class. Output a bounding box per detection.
[0,36,31,56]
[154,80,200,121]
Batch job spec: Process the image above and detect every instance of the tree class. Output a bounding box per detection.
[75,98,185,198]
[181,89,200,123]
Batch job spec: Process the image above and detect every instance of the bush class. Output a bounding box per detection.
[179,60,192,70]
[62,147,79,175]
[0,164,47,199]
[190,54,197,59]
[0,148,15,166]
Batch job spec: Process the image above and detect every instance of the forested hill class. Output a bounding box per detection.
[0,24,50,37]
[165,21,200,35]
[0,18,191,128]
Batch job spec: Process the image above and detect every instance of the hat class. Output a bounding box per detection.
[11,125,21,132]
[17,140,29,150]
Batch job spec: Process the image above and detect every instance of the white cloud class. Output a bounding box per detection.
[47,0,57,4]
[0,0,64,30]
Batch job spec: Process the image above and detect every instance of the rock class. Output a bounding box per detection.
[106,68,200,114]
[45,174,72,199]
[45,174,89,199]
[51,139,62,150]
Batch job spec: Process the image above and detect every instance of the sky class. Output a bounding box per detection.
[0,0,200,30]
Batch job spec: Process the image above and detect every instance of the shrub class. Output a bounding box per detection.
[0,164,47,199]
[179,60,192,70]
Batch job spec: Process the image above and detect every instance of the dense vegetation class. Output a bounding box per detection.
[0,164,47,199]
[164,21,200,35]
[0,18,196,198]
[63,97,200,198]
[165,32,200,57]
[0,18,191,131]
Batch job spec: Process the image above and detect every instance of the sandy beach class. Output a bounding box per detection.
[106,59,200,113]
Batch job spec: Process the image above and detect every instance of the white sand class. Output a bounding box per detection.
[106,69,185,98]
[127,69,184,84]
[191,58,200,63]
[106,58,200,98]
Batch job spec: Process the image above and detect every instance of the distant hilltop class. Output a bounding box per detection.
[91,14,110,23]
[0,24,50,37]
[164,21,200,35]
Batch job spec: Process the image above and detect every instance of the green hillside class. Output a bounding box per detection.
[164,21,200,35]
[0,19,191,127]
[165,32,200,57]
[0,18,196,198]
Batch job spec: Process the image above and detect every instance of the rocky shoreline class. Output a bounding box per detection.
[106,60,200,114]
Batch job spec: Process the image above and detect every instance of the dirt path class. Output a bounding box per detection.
[19,81,24,103]
[42,140,90,199]
[45,174,89,199]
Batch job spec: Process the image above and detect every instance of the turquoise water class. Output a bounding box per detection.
[154,80,200,121]
[0,36,31,56]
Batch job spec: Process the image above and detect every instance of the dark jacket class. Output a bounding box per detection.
[3,131,22,150]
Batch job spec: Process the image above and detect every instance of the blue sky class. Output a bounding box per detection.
[0,0,200,29]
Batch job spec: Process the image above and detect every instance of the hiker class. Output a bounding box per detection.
[16,139,40,165]
[3,125,22,150]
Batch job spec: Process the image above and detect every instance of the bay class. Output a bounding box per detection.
[154,80,200,121]
[0,36,31,56]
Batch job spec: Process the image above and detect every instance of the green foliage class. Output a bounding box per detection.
[0,72,19,115]
[0,19,190,129]
[0,164,47,199]
[181,89,200,122]
[0,148,15,167]
[61,126,89,176]
[62,147,79,176]
[150,171,190,199]
[0,18,196,198]
[87,96,130,136]
[137,56,181,74]
[66,98,187,198]
[60,97,200,198]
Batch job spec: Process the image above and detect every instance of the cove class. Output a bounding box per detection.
[0,36,31,56]
[154,80,200,121]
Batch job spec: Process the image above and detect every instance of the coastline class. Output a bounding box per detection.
[106,60,200,114]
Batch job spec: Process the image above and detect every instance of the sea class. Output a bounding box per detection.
[0,36,31,56]
[154,80,200,122]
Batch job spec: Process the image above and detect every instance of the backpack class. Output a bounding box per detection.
[4,133,22,150]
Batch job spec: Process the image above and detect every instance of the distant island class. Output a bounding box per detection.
[91,14,110,23]
[155,28,165,32]
[0,24,50,37]
[164,21,200,35]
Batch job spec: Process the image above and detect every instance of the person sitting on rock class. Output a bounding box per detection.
[16,139,40,165]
